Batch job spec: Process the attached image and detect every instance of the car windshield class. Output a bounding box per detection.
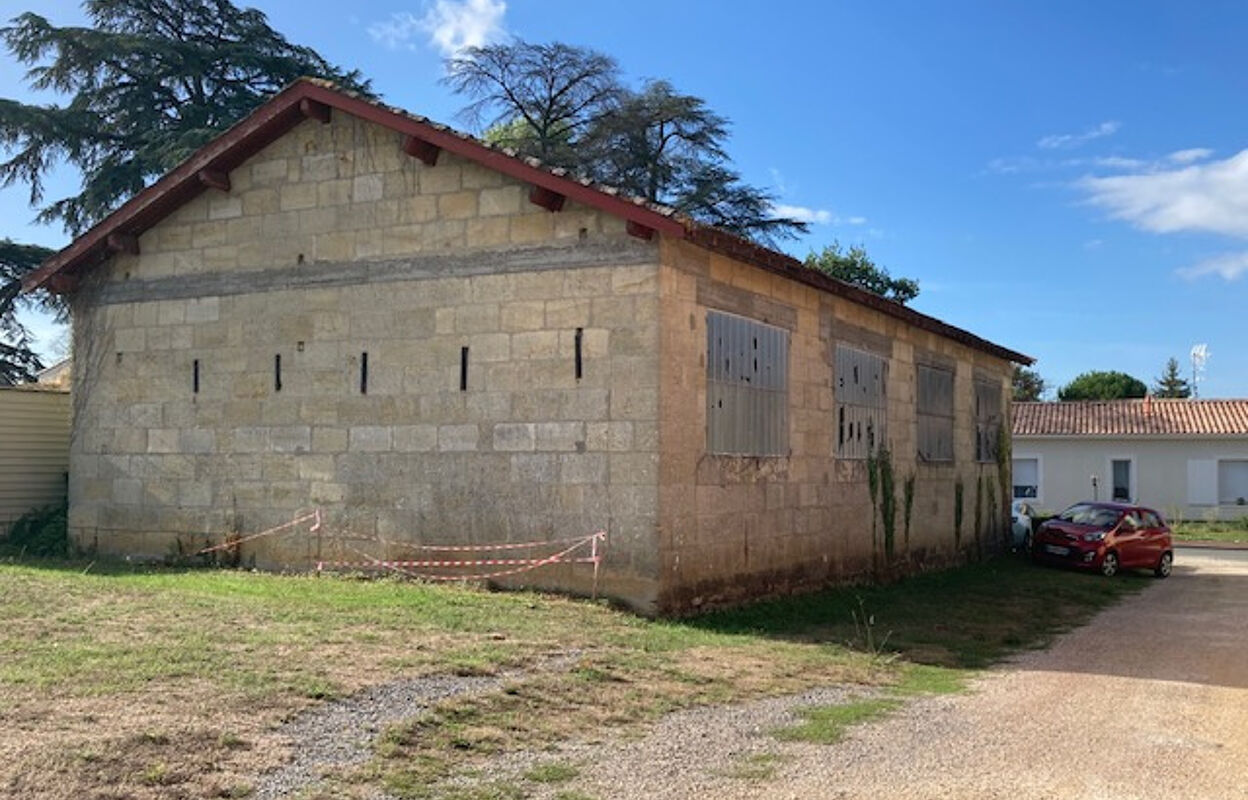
[1057,504,1121,528]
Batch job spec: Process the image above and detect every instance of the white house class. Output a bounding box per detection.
[1012,398,1248,521]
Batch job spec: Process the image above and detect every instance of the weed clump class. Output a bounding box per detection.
[4,501,68,557]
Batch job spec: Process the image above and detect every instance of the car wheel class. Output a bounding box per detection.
[1100,551,1119,578]
[1154,551,1173,579]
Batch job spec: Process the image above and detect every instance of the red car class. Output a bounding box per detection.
[1031,501,1173,578]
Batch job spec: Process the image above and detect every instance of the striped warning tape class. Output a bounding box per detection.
[195,509,321,556]
[322,531,605,552]
[185,506,607,599]
[317,556,601,569]
[320,531,607,597]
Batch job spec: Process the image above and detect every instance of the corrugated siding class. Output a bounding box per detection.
[0,388,70,528]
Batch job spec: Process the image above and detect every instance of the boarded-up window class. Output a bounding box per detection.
[706,311,788,456]
[974,379,1002,462]
[835,345,888,459]
[917,363,954,462]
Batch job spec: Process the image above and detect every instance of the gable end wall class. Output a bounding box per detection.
[68,110,662,610]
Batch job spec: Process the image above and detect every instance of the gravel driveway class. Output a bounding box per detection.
[557,548,1248,800]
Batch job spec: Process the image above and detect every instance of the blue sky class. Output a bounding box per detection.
[4,0,1246,396]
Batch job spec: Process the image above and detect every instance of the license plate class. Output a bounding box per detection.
[1044,544,1070,556]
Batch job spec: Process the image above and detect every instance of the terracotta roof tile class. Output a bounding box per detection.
[1013,399,1248,437]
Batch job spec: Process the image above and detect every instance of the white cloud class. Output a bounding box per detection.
[772,204,832,224]
[1077,149,1248,238]
[368,0,506,56]
[1177,251,1248,281]
[1037,121,1120,150]
[1167,147,1213,164]
[1088,155,1145,170]
[771,204,867,226]
[367,12,422,50]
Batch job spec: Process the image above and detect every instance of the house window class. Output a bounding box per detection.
[974,379,1002,463]
[706,311,788,456]
[916,363,954,462]
[835,345,888,459]
[1218,460,1248,506]
[1111,458,1132,502]
[1013,457,1039,500]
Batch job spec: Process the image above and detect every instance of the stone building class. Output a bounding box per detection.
[26,80,1030,614]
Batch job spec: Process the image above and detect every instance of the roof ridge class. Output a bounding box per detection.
[24,77,1032,365]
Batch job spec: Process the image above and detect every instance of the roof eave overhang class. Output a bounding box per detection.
[24,80,1031,367]
[23,80,686,293]
[684,227,1033,365]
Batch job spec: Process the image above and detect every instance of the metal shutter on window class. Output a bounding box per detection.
[706,311,788,455]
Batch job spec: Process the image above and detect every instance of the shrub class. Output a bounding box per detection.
[4,501,69,557]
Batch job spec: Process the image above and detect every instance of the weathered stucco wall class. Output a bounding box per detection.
[68,111,662,610]
[655,240,1013,611]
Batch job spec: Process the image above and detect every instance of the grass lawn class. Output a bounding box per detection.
[0,554,1146,799]
[1171,518,1248,544]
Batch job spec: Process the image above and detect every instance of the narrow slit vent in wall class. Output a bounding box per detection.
[274,353,282,392]
[460,346,469,391]
[193,359,200,394]
[574,327,583,380]
[360,351,368,395]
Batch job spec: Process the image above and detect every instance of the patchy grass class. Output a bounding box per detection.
[694,557,1145,668]
[1171,518,1248,544]
[757,560,1144,747]
[775,697,902,744]
[773,662,972,744]
[0,555,1144,799]
[524,762,580,784]
[715,752,787,781]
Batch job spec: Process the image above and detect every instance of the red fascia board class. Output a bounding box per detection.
[23,85,307,292]
[20,79,1028,368]
[24,80,683,292]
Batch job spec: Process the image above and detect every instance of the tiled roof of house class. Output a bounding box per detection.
[1013,399,1248,437]
[23,79,1032,365]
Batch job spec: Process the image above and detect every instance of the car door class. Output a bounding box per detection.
[1138,509,1164,566]
[1115,511,1144,567]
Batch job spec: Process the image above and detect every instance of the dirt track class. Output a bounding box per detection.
[568,549,1248,799]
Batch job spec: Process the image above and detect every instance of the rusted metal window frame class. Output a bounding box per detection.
[705,310,789,456]
[835,344,889,460]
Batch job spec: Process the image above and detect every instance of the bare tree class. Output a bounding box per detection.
[443,40,621,168]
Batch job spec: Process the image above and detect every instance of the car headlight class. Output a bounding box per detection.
[1083,531,1106,542]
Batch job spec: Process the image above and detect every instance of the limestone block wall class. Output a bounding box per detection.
[67,109,662,610]
[655,240,1012,611]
